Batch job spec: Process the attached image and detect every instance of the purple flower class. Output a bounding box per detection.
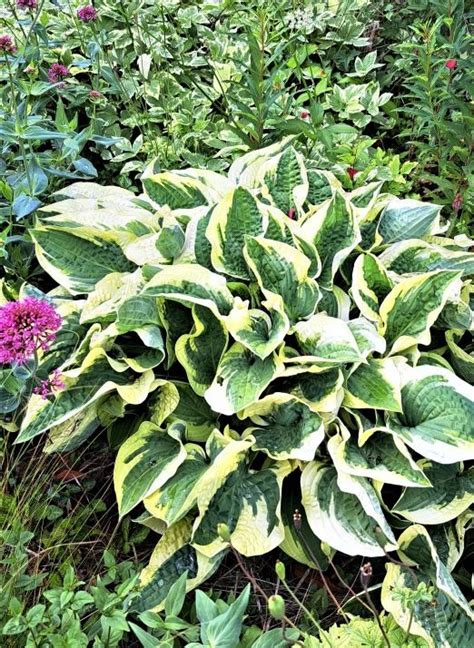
[48,63,70,84]
[0,35,16,54]
[0,297,62,365]
[17,0,38,9]
[34,369,65,400]
[77,5,98,22]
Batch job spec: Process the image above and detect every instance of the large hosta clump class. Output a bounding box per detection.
[12,141,474,642]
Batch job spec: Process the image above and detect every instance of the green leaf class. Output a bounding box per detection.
[387,365,474,464]
[205,343,283,415]
[294,313,362,365]
[114,421,187,517]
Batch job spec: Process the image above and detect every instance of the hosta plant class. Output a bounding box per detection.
[6,141,474,644]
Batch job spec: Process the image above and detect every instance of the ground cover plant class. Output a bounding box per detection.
[1,1,473,646]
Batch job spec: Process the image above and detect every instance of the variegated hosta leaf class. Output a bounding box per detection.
[294,313,363,366]
[299,190,360,287]
[378,270,462,354]
[392,462,474,524]
[285,368,344,413]
[114,421,187,517]
[175,305,228,396]
[158,299,193,369]
[16,349,154,443]
[147,380,180,426]
[142,167,233,209]
[344,358,401,411]
[381,525,474,648]
[227,138,292,188]
[206,187,268,279]
[81,271,144,324]
[351,253,393,322]
[428,510,474,572]
[377,198,442,244]
[192,460,291,558]
[132,518,223,613]
[301,462,397,556]
[31,226,134,294]
[387,365,474,464]
[169,382,218,441]
[258,146,309,215]
[205,343,283,415]
[317,285,351,320]
[223,294,289,360]
[347,318,386,357]
[141,264,234,318]
[243,236,320,323]
[40,298,90,373]
[44,402,101,454]
[328,428,430,487]
[144,431,251,526]
[279,472,330,569]
[379,239,474,277]
[306,169,339,206]
[241,393,324,461]
[446,330,474,384]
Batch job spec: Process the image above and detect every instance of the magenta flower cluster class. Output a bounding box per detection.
[48,63,70,84]
[17,0,38,9]
[34,369,65,400]
[77,5,98,22]
[0,297,62,365]
[0,35,16,53]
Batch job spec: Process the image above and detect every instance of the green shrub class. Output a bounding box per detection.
[4,140,474,644]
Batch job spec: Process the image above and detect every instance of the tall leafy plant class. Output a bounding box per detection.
[6,141,474,646]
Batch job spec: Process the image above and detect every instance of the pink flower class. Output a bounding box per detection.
[287,208,296,220]
[0,297,62,365]
[0,35,16,54]
[300,110,310,120]
[88,89,102,99]
[34,369,65,400]
[48,63,69,84]
[452,193,463,212]
[17,0,38,9]
[77,5,98,22]
[445,59,457,70]
[347,167,358,181]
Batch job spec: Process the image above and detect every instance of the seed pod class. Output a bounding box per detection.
[217,523,231,542]
[268,594,286,621]
[275,560,286,581]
